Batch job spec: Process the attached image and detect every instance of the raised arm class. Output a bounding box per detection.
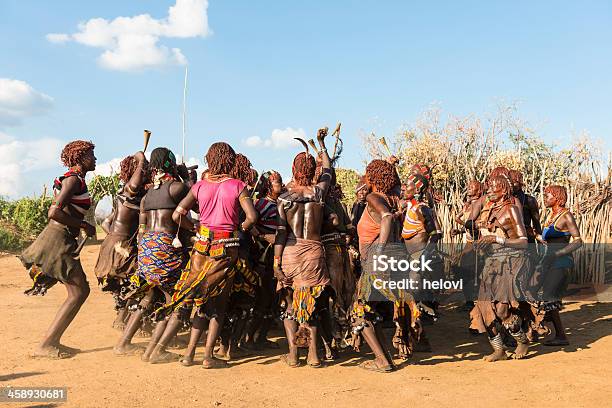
[124,151,147,197]
[316,128,333,196]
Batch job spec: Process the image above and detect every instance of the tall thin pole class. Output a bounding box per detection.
[181,65,188,163]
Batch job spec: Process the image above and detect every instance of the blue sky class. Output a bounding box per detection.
[1,0,611,197]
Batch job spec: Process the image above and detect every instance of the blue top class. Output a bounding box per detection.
[542,210,571,241]
[541,209,573,268]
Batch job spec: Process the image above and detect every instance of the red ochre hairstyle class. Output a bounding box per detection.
[119,155,138,183]
[365,159,399,195]
[206,142,236,176]
[544,185,568,207]
[292,152,317,186]
[60,140,95,167]
[230,153,255,183]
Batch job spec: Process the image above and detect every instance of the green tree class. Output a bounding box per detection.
[336,168,361,208]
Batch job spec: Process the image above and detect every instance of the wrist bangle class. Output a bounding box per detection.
[273,256,281,267]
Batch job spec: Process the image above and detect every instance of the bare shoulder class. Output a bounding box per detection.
[559,210,577,226]
[366,192,390,212]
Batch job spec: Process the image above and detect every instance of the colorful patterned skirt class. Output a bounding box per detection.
[152,226,240,319]
[136,231,186,294]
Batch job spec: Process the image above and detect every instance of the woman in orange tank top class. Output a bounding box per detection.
[353,159,416,372]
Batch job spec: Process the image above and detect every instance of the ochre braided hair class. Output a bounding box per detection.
[119,155,138,183]
[544,185,567,207]
[230,153,253,183]
[60,140,95,167]
[365,159,399,195]
[206,142,236,176]
[292,152,316,186]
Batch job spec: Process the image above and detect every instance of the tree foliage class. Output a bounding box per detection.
[335,168,361,208]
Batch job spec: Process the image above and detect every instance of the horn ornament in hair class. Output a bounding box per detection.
[294,137,310,157]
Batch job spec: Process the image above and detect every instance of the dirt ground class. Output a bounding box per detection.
[1,241,611,408]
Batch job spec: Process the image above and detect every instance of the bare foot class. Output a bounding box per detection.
[149,350,179,364]
[114,344,143,357]
[483,349,508,362]
[58,344,81,354]
[307,351,321,367]
[180,352,195,367]
[359,357,394,373]
[512,343,529,359]
[31,345,71,360]
[280,353,300,368]
[167,336,188,349]
[324,347,339,362]
[214,346,229,361]
[202,357,228,369]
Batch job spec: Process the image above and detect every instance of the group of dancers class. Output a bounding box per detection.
[19,127,583,372]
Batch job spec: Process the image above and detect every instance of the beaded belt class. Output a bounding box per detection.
[194,225,240,257]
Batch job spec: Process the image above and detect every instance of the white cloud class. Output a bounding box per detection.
[184,156,204,168]
[0,136,64,198]
[48,0,211,71]
[0,79,54,128]
[244,127,304,149]
[46,33,70,43]
[90,157,124,178]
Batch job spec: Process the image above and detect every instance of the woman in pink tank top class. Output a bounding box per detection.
[149,142,258,368]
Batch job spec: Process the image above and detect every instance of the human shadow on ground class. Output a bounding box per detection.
[0,371,46,382]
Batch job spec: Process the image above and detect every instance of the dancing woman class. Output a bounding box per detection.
[95,151,148,330]
[21,140,97,359]
[352,159,419,372]
[536,185,582,346]
[114,147,191,358]
[158,142,258,368]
